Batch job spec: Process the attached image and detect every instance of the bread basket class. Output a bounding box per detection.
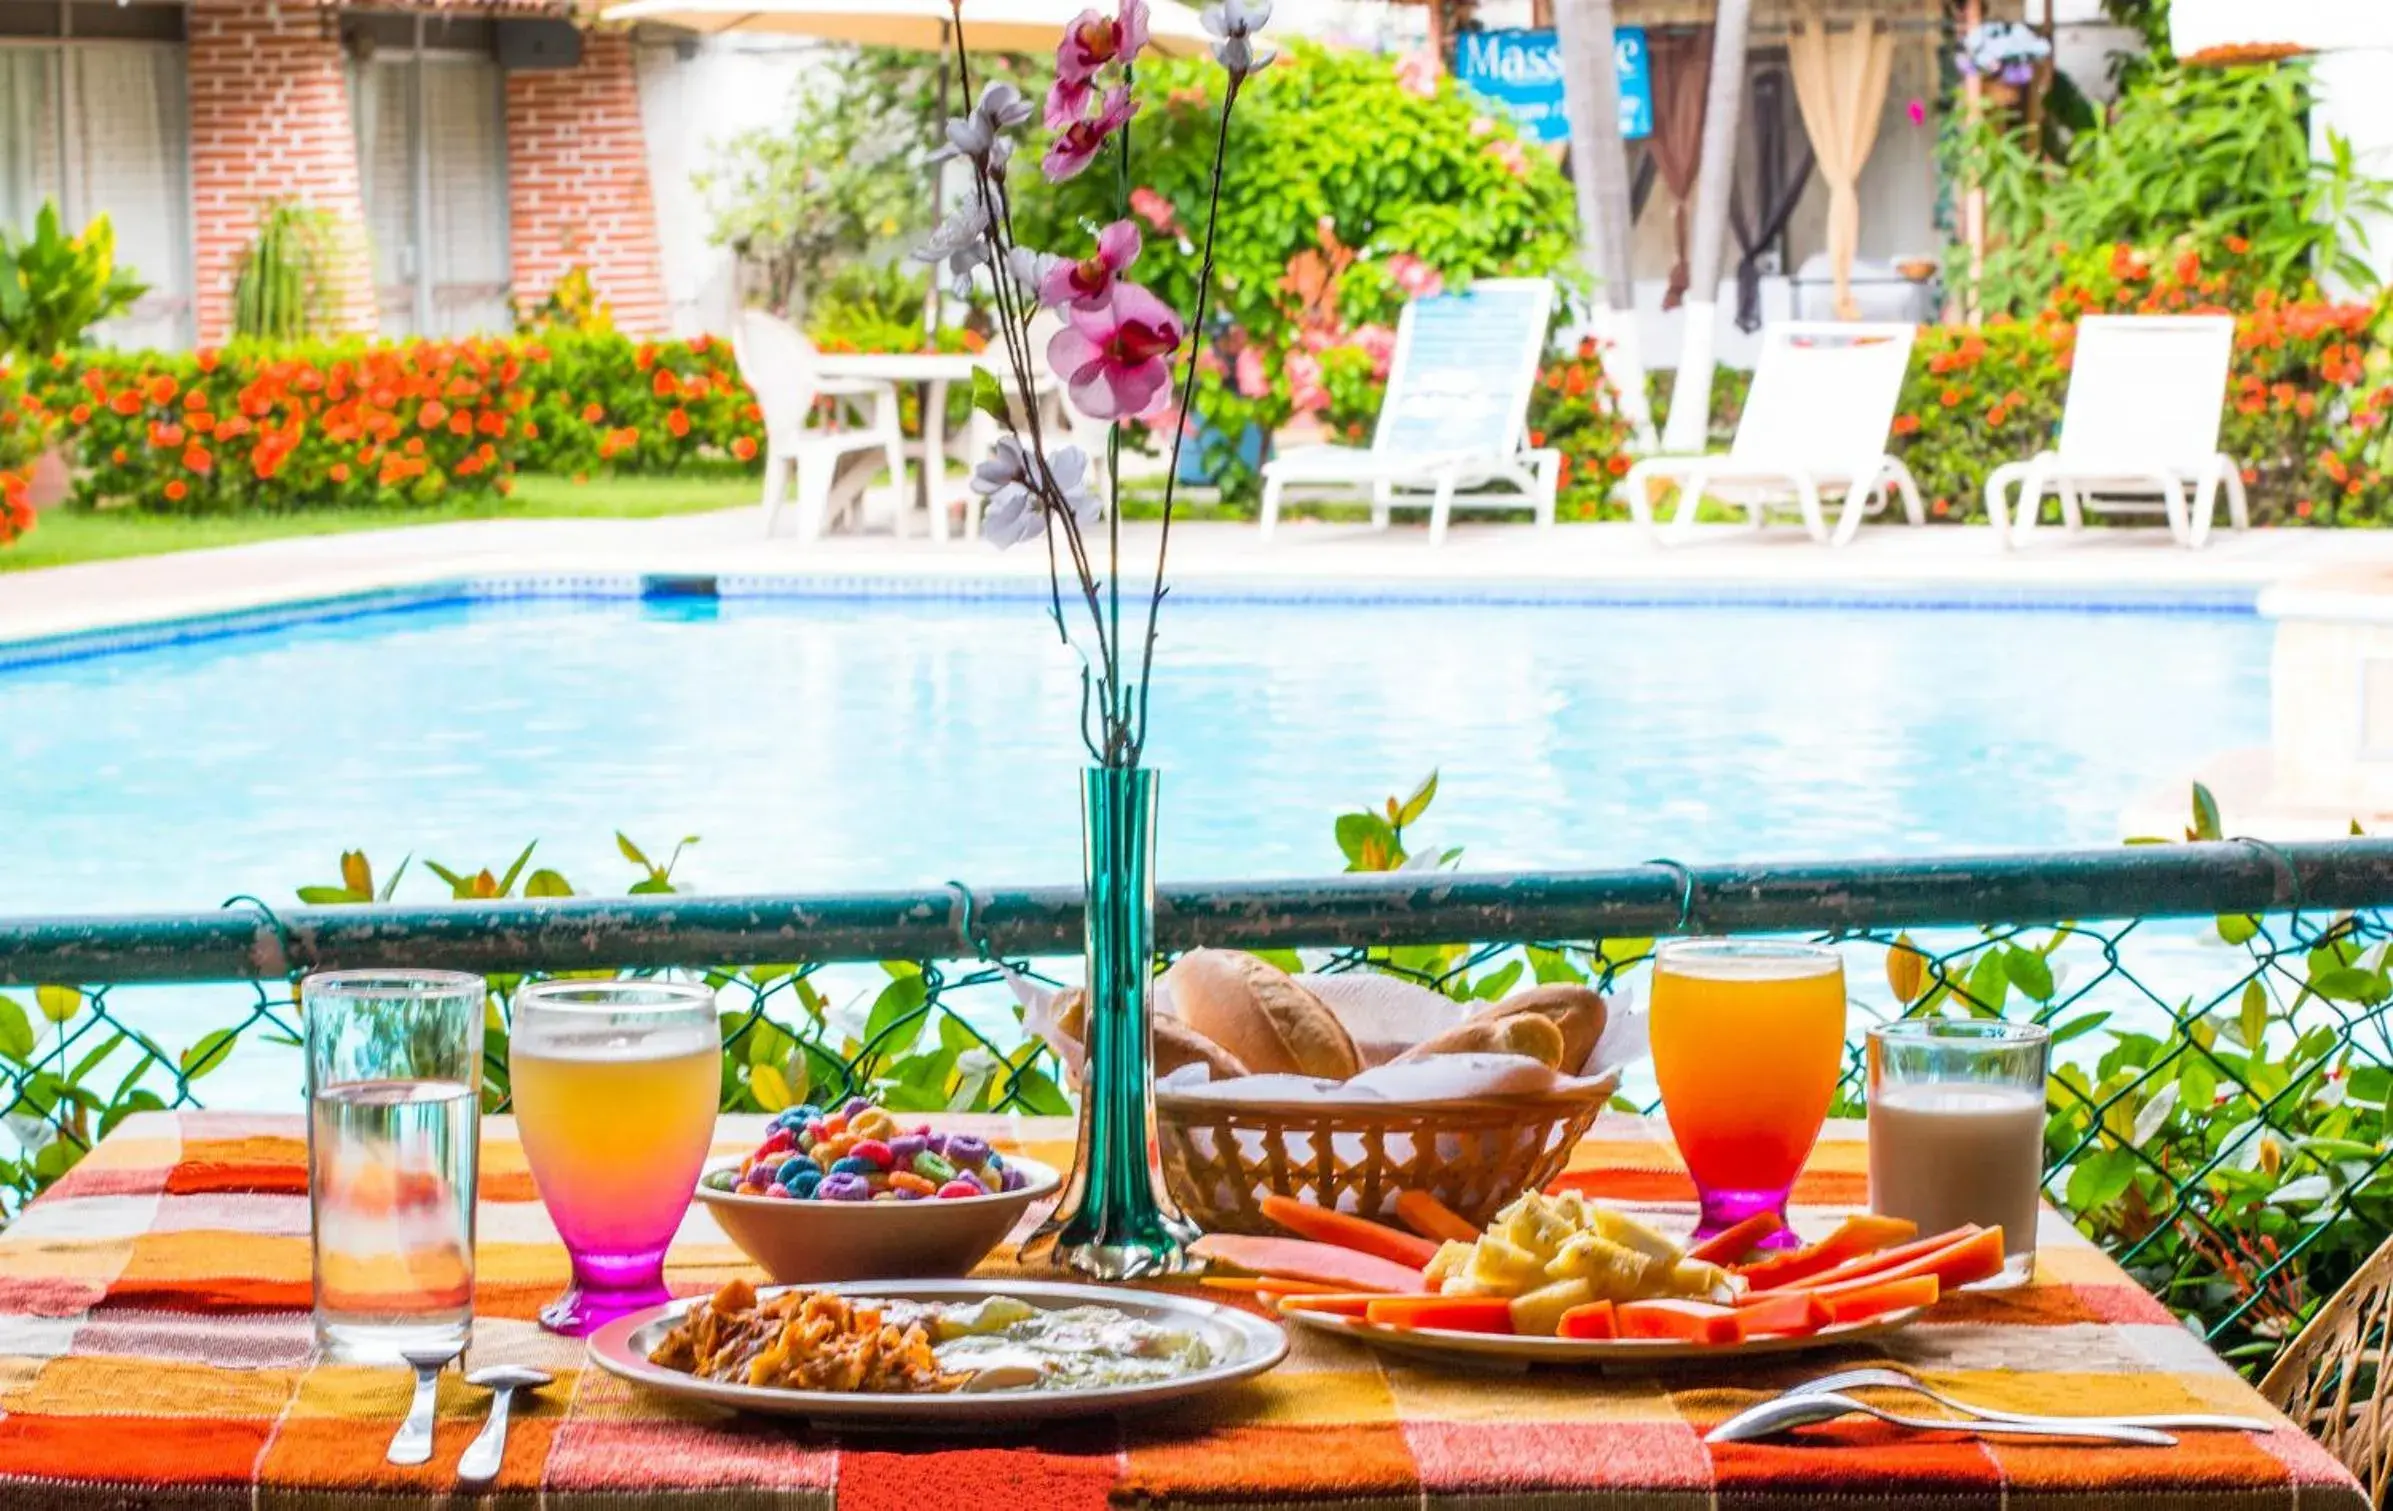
[1155,1073,1617,1235]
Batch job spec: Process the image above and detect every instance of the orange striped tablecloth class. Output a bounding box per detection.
[0,1111,2363,1509]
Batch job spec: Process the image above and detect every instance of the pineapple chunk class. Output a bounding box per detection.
[1424,1240,1476,1287]
[1507,1277,1597,1337]
[1588,1207,1684,1264]
[1664,1257,1735,1299]
[1543,1231,1658,1299]
[1464,1234,1550,1292]
[1498,1200,1580,1261]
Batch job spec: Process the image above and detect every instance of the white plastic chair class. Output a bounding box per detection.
[1258,278,1558,547]
[1620,321,1924,547]
[730,309,907,541]
[1983,314,2247,549]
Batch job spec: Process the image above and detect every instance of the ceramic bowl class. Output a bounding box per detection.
[693,1155,1060,1283]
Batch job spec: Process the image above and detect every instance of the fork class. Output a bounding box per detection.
[1793,1366,2274,1434]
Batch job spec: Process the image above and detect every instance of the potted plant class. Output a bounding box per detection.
[0,201,147,508]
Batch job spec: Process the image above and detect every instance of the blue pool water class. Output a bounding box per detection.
[3,590,2270,916]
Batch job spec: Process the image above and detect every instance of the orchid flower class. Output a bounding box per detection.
[1057,0,1151,85]
[938,81,1034,163]
[1042,86,1138,182]
[976,437,1101,547]
[913,200,992,295]
[1045,76,1093,131]
[1046,283,1182,419]
[1039,221,1142,311]
[1200,0,1274,78]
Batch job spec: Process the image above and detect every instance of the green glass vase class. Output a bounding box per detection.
[1021,765,1200,1279]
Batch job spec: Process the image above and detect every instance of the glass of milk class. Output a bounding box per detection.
[1865,1019,2050,1290]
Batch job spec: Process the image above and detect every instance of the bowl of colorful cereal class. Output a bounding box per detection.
[694,1099,1060,1282]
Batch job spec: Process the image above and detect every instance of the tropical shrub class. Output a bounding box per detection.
[1016,44,1577,496]
[231,202,344,341]
[0,362,43,545]
[43,339,530,512]
[1529,337,1639,519]
[514,330,763,477]
[0,201,146,361]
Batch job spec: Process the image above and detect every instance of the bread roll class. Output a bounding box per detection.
[1163,949,1362,1079]
[1477,984,1609,1074]
[1154,1016,1251,1081]
[1391,1012,1565,1067]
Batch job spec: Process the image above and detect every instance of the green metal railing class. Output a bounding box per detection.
[4,836,2392,1376]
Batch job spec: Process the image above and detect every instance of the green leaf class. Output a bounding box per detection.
[524,869,572,898]
[1010,1065,1073,1117]
[2190,782,2223,842]
[2002,945,2055,1003]
[1961,950,2011,1014]
[749,1063,795,1113]
[67,1031,123,1086]
[0,995,34,1062]
[969,367,1009,424]
[35,984,79,1024]
[1396,770,1438,828]
[1333,811,1398,870]
[296,885,361,905]
[378,856,412,902]
[2311,967,2388,1005]
[615,831,652,869]
[32,1139,81,1183]
[1470,959,1524,1001]
[2049,1009,2112,1045]
[861,973,931,1060]
[1248,948,1306,975]
[629,878,673,895]
[2064,1146,2139,1213]
[179,1028,238,1081]
[2217,913,2261,946]
[496,842,537,898]
[2238,979,2269,1051]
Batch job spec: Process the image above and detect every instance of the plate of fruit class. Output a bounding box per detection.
[1191,1188,2004,1363]
[695,1101,1059,1282]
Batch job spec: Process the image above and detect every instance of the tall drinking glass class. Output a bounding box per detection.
[1867,1019,2050,1290]
[1649,940,1848,1241]
[304,969,486,1364]
[509,979,721,1335]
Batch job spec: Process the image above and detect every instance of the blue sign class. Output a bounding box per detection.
[1453,26,1653,145]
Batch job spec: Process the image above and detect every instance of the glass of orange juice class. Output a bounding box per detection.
[1649,939,1848,1243]
[510,979,721,1334]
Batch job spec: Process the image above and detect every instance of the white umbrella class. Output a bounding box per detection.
[600,0,1213,56]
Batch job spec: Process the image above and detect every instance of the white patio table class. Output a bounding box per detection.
[811,350,1004,542]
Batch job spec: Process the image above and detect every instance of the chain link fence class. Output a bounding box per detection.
[5,843,2391,1377]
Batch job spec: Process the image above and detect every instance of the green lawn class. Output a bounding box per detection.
[0,473,758,574]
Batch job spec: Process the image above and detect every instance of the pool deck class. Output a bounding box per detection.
[11,508,2393,644]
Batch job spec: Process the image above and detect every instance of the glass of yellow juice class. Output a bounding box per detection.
[1649,939,1848,1243]
[510,979,721,1334]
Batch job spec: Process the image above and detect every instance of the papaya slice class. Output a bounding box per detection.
[1190,1233,1428,1293]
[1259,1194,1442,1268]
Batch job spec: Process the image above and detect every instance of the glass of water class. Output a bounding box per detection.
[304,969,485,1362]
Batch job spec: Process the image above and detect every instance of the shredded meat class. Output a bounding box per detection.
[650,1280,963,1394]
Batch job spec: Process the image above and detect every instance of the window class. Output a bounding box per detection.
[347,15,510,336]
[0,3,192,349]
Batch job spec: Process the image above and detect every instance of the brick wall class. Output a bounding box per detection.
[506,32,671,335]
[186,0,378,344]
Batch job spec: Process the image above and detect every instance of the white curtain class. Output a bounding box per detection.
[423,59,509,335]
[69,47,189,349]
[0,53,59,234]
[353,60,417,333]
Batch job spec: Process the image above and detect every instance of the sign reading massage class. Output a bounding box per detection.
[1454,26,1653,145]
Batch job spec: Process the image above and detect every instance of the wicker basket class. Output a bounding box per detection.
[1155,1075,1616,1235]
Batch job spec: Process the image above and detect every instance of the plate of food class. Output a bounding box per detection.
[587,1278,1288,1424]
[1194,1185,2003,1367]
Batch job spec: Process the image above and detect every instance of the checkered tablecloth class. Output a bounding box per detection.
[0,1110,2364,1509]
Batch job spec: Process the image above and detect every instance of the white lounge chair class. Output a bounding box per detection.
[730,309,908,540]
[1983,314,2247,549]
[1258,278,1558,547]
[1620,321,1924,547]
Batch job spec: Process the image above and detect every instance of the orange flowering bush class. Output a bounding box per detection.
[47,340,530,512]
[0,362,49,546]
[514,330,762,476]
[1529,337,1639,518]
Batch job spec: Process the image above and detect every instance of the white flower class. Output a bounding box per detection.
[1007,247,1065,296]
[913,199,991,295]
[976,438,1101,548]
[1200,0,1274,76]
[937,81,1036,162]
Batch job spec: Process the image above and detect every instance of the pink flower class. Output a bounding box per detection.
[1386,253,1442,298]
[1234,345,1269,398]
[1047,282,1183,419]
[1043,85,1138,183]
[1129,185,1179,234]
[1395,48,1438,98]
[1468,116,1495,137]
[1040,219,1142,310]
[1488,139,1529,179]
[1906,97,1927,126]
[1352,322,1396,378]
[1045,76,1093,130]
[1286,349,1328,414]
[1057,0,1151,84]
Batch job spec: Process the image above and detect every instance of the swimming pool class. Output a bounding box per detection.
[3,583,2268,917]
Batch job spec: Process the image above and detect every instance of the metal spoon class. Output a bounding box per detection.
[1795,1366,2274,1434]
[456,1366,553,1486]
[1706,1389,2176,1447]
[385,1346,458,1467]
